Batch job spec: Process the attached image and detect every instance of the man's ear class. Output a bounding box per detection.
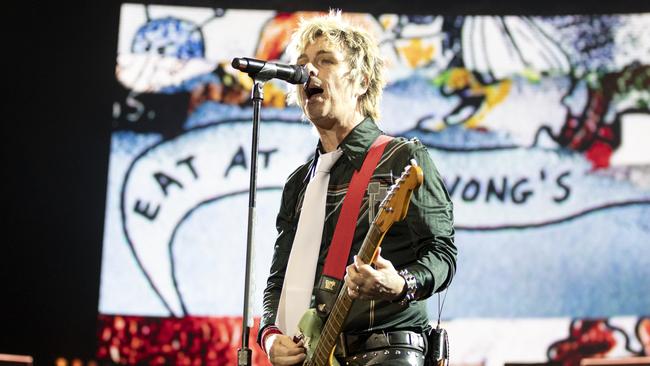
[358,75,369,97]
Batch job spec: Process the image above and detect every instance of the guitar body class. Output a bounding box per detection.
[298,309,340,366]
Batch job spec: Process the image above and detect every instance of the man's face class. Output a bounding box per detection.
[297,37,364,129]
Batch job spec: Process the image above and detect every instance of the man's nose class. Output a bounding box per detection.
[304,63,318,77]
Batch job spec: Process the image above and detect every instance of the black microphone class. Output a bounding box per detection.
[231,57,308,84]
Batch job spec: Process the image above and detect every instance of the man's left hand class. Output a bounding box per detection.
[345,248,406,301]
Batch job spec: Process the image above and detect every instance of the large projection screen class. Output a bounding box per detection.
[98,4,650,365]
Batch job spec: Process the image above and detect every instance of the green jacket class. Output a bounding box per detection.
[259,118,456,342]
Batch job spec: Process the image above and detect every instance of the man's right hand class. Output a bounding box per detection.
[265,334,307,365]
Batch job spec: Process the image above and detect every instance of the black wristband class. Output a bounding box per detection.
[397,268,417,306]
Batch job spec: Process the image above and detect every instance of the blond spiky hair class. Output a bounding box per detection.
[287,10,385,121]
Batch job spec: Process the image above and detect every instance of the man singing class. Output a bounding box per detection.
[258,11,456,366]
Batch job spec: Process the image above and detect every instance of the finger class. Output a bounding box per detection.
[355,260,376,277]
[346,262,359,276]
[283,344,307,356]
[374,251,394,270]
[271,352,306,366]
[277,335,298,347]
[273,335,302,354]
[274,352,306,365]
[346,263,362,285]
[355,285,369,300]
[374,247,384,263]
[344,274,356,289]
[347,284,360,299]
[355,255,373,272]
[354,255,366,268]
[269,337,306,364]
[370,247,381,263]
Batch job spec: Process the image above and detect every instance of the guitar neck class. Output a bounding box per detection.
[308,223,386,365]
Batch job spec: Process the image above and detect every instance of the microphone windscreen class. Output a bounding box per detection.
[293,65,309,84]
[231,58,246,70]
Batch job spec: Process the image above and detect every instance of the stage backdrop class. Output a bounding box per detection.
[98,4,650,365]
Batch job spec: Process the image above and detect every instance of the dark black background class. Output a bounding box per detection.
[3,0,649,364]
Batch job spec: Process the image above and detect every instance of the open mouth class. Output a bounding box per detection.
[304,84,324,99]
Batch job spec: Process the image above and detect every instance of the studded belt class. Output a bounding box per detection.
[338,330,426,357]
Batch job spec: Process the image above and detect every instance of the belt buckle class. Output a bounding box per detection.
[387,331,401,346]
[388,330,423,350]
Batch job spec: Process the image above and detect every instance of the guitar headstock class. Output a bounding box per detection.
[375,159,424,232]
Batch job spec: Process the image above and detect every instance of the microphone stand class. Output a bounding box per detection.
[237,76,268,366]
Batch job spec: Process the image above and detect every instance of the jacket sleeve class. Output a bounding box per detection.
[403,143,457,300]
[257,170,300,345]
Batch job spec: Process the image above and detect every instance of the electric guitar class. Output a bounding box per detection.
[297,159,424,366]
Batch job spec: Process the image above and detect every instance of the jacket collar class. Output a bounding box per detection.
[334,117,383,171]
[306,117,383,182]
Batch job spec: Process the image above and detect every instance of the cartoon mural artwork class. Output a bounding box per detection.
[548,320,629,365]
[99,4,650,365]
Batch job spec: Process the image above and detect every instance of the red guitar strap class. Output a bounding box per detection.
[322,134,393,281]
